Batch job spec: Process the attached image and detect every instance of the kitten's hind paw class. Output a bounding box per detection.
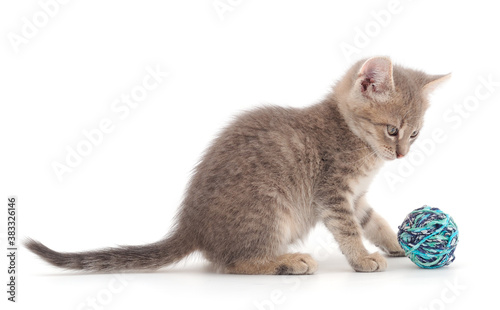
[224,253,318,275]
[350,252,387,272]
[275,253,318,275]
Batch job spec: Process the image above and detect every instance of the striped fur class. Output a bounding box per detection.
[26,57,448,274]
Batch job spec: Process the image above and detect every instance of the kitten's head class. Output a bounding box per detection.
[335,56,450,161]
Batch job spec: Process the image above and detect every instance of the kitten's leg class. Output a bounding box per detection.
[354,195,405,257]
[224,253,318,275]
[320,196,387,272]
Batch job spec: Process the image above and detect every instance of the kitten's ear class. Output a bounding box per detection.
[356,56,395,101]
[422,73,451,96]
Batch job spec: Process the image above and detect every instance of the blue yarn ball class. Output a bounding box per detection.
[397,206,459,269]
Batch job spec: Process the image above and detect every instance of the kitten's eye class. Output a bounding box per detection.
[410,130,419,138]
[387,125,398,136]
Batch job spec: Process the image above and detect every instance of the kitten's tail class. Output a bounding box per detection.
[24,233,195,272]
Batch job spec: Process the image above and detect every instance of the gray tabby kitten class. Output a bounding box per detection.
[27,57,449,274]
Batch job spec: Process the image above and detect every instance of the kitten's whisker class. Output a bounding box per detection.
[339,146,372,153]
[345,150,378,171]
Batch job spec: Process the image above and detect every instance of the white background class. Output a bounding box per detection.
[1,0,499,309]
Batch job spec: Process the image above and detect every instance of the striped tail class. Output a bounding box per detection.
[25,233,194,272]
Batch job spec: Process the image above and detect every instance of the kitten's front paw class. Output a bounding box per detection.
[385,249,406,257]
[350,252,387,272]
[378,238,406,257]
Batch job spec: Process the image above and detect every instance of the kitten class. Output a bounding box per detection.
[26,56,449,274]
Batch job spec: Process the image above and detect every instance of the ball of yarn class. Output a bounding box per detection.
[397,206,459,269]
